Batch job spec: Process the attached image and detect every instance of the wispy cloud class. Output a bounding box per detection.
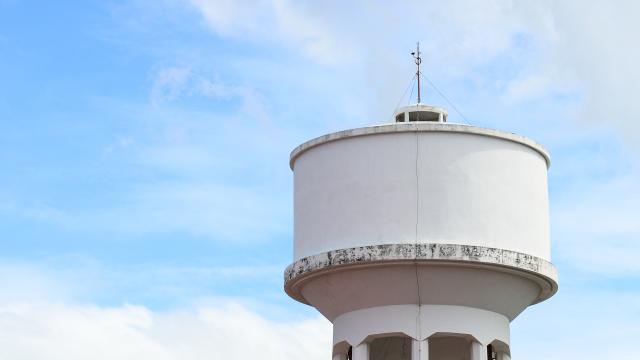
[189,0,353,64]
[150,66,264,107]
[150,67,193,105]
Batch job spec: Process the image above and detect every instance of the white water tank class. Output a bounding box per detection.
[285,104,557,360]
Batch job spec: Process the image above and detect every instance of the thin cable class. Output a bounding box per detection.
[389,74,417,122]
[420,73,471,125]
[407,76,416,106]
[414,132,422,359]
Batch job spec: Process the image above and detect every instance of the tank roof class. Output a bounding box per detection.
[290,122,551,170]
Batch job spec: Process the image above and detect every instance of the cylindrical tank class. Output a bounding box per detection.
[285,110,557,360]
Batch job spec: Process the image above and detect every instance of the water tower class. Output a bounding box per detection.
[284,44,558,360]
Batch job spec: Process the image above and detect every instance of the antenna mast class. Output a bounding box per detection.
[412,42,422,103]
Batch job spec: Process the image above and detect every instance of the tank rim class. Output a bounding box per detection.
[284,243,558,307]
[289,123,551,170]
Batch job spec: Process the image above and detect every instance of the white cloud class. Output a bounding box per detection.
[503,74,552,102]
[0,261,328,359]
[0,301,331,360]
[0,293,638,360]
[511,1,640,145]
[189,0,354,64]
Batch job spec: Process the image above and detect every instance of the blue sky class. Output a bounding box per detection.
[1,1,639,359]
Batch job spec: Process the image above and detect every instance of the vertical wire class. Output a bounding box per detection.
[414,131,422,359]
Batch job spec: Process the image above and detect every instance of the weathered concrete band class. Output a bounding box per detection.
[285,243,558,304]
[289,123,551,169]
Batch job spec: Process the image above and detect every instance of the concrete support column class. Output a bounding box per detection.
[332,354,347,360]
[412,339,429,360]
[470,341,488,360]
[352,343,369,360]
[497,352,510,360]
